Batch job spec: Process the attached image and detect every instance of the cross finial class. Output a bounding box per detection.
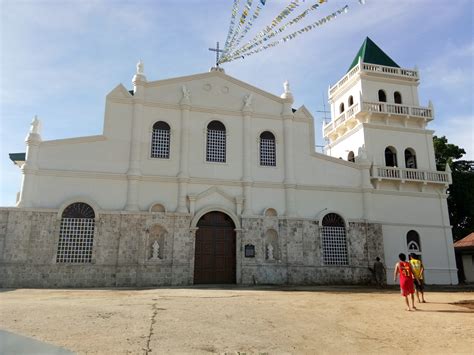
[209,42,224,67]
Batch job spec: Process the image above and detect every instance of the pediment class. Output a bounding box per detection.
[192,186,235,204]
[147,70,283,103]
[106,83,133,99]
[294,105,314,120]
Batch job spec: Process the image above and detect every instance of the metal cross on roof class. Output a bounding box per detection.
[208,42,224,67]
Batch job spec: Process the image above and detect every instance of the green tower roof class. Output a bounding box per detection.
[348,37,400,72]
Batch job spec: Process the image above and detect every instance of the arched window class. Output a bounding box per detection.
[151,121,170,159]
[394,91,402,104]
[378,90,387,102]
[405,148,417,169]
[57,202,95,263]
[406,230,421,254]
[260,131,276,166]
[339,103,345,114]
[321,213,348,265]
[348,96,354,107]
[206,120,226,163]
[384,146,398,167]
[347,151,355,162]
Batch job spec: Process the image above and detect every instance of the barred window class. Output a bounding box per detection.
[321,213,348,266]
[206,120,226,163]
[151,121,170,159]
[57,202,95,263]
[260,131,276,166]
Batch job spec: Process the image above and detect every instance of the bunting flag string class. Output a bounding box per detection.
[226,0,267,56]
[220,5,349,64]
[226,0,327,60]
[222,0,255,57]
[222,0,241,55]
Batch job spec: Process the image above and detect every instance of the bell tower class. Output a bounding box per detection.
[323,37,450,192]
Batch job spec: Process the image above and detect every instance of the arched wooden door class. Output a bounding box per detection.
[194,211,236,284]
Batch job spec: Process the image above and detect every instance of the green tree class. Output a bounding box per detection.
[433,136,474,241]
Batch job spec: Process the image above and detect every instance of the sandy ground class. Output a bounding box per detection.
[0,286,473,354]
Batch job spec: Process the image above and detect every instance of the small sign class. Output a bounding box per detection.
[244,244,255,258]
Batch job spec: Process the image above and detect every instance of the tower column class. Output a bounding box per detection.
[281,82,296,217]
[177,86,192,213]
[242,94,253,215]
[17,116,42,208]
[125,61,146,211]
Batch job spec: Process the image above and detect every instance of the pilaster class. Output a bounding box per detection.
[17,117,42,208]
[177,86,192,213]
[125,63,147,211]
[241,95,253,215]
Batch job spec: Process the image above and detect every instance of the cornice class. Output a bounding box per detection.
[41,135,107,146]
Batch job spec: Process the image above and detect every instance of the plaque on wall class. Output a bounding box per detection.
[244,244,255,258]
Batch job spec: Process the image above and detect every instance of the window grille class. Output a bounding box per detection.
[206,126,226,163]
[56,202,95,263]
[260,137,276,166]
[322,226,348,265]
[151,122,170,159]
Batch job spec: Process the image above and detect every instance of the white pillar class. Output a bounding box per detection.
[280,82,296,217]
[17,116,42,208]
[177,87,192,213]
[242,100,253,215]
[125,64,147,211]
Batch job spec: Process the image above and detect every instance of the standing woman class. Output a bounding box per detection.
[394,253,417,311]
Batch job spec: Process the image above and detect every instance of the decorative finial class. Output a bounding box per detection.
[136,59,144,75]
[280,80,294,100]
[30,115,41,135]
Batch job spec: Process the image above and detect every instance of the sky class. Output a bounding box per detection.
[0,0,473,206]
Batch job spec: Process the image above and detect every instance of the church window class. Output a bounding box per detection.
[394,91,402,104]
[404,148,417,169]
[321,213,348,266]
[206,120,226,163]
[347,151,355,162]
[56,202,95,263]
[384,146,397,167]
[378,90,387,102]
[151,121,170,159]
[406,230,421,254]
[348,96,354,107]
[260,131,276,166]
[339,103,345,113]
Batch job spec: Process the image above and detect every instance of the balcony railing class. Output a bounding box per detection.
[329,61,419,96]
[363,101,432,118]
[323,101,433,137]
[371,166,450,184]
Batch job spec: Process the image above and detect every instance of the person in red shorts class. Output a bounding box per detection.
[393,253,418,311]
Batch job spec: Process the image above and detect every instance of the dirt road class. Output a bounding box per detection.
[0,287,472,354]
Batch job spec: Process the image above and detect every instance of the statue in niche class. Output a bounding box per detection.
[267,243,274,261]
[243,93,253,108]
[149,240,161,260]
[181,85,191,101]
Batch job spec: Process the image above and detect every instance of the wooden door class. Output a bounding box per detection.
[194,212,236,284]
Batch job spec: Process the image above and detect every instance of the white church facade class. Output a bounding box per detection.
[1,38,457,287]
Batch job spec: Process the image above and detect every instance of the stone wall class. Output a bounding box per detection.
[239,217,384,285]
[0,208,384,287]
